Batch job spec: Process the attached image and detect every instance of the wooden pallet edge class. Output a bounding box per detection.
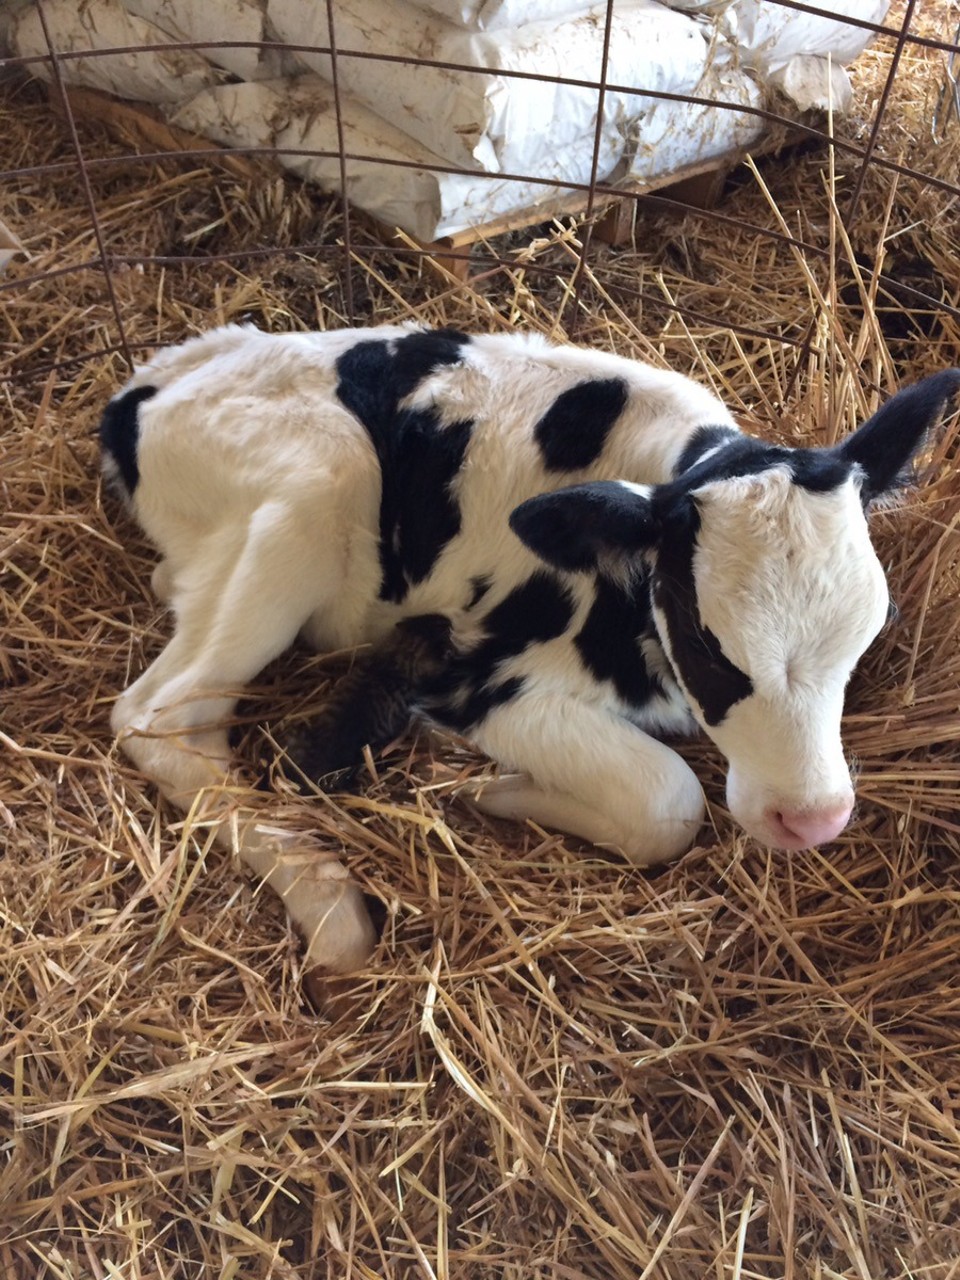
[47,82,266,181]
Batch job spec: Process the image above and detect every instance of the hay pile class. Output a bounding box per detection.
[2,10,960,1276]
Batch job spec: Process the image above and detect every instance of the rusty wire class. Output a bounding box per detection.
[3,0,958,385]
[32,0,133,371]
[322,0,354,321]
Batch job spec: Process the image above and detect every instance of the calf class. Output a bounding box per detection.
[100,324,959,974]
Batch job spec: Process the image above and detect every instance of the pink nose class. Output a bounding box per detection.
[767,802,854,849]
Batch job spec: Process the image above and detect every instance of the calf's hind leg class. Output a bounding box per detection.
[112,500,377,974]
[470,691,705,864]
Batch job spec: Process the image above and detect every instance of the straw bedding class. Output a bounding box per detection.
[2,14,960,1277]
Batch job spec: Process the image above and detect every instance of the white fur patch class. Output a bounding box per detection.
[689,469,888,842]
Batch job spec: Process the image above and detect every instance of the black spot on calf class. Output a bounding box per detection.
[652,496,753,726]
[535,378,629,472]
[671,430,850,496]
[425,571,575,731]
[390,329,471,396]
[99,384,157,497]
[465,575,492,610]
[432,673,526,734]
[335,331,472,603]
[575,576,663,710]
[785,449,854,493]
[280,614,453,789]
[674,424,738,477]
[335,330,469,444]
[378,412,472,603]
[477,571,576,654]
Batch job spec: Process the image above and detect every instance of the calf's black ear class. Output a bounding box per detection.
[509,480,658,573]
[838,369,960,504]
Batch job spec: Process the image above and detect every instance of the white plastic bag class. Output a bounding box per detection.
[122,0,293,81]
[11,0,222,103]
[267,0,712,179]
[626,69,763,182]
[172,76,558,241]
[411,0,588,29]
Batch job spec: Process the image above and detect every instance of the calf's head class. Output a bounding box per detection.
[511,370,959,851]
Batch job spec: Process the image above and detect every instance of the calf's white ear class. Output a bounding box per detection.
[510,481,658,572]
[838,369,960,504]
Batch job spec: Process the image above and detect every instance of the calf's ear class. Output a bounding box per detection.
[838,369,960,504]
[509,480,658,573]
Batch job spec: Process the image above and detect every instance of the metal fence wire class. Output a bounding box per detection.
[1,0,959,383]
[933,15,960,136]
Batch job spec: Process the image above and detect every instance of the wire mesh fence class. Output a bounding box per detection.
[1,0,958,387]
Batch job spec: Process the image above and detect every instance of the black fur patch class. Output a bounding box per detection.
[465,575,492,610]
[388,329,471,397]
[510,480,656,574]
[574,576,663,709]
[437,674,526,733]
[534,378,629,472]
[381,413,473,603]
[279,614,452,788]
[652,496,753,727]
[476,571,576,653]
[335,331,472,603]
[837,368,960,503]
[335,330,469,439]
[788,449,857,492]
[674,424,739,476]
[679,372,960,505]
[425,571,575,731]
[99,384,157,496]
[667,432,852,496]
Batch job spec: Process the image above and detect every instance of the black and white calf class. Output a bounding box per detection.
[100,324,959,973]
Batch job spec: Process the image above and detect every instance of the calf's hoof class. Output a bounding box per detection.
[294,874,378,975]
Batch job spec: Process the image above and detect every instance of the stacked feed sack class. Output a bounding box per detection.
[10,0,889,242]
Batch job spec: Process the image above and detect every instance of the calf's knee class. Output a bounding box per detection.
[612,755,706,866]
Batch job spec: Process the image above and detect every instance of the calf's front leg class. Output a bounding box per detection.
[111,502,377,974]
[470,690,705,864]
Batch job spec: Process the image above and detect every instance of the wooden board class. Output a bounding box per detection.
[47,82,263,180]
